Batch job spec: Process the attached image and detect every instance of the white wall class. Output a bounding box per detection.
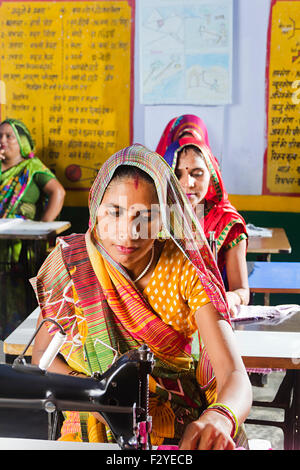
[133,0,271,195]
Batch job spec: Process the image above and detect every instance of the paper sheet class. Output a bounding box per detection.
[246,224,273,237]
[232,304,300,322]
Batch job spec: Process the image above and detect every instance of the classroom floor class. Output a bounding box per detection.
[245,371,285,450]
[0,340,285,449]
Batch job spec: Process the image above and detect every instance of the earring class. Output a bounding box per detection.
[156,227,169,241]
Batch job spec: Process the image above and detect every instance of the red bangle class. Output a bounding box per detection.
[201,404,238,439]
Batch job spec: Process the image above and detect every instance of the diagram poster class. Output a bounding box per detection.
[0,0,135,206]
[263,0,300,195]
[139,0,233,105]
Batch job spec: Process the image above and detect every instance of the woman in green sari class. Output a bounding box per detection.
[0,118,66,338]
[0,118,65,224]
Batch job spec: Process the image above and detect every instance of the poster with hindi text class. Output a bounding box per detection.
[263,0,300,196]
[0,0,135,206]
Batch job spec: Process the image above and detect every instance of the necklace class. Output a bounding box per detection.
[133,245,155,283]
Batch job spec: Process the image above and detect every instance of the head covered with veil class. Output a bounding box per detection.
[155,114,210,157]
[0,118,35,158]
[88,143,229,319]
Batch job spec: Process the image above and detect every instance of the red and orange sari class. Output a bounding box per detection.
[156,115,247,277]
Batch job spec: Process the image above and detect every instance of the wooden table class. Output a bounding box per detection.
[247,227,291,261]
[234,311,300,450]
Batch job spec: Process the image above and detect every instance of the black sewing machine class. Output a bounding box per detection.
[0,341,154,450]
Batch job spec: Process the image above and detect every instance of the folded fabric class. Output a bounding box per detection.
[231,304,300,323]
[246,223,273,238]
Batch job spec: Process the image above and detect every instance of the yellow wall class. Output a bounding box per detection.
[229,195,299,213]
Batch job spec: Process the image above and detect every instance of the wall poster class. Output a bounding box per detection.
[263,0,300,196]
[139,0,233,105]
[0,0,135,206]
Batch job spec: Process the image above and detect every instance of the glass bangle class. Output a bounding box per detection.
[206,402,239,439]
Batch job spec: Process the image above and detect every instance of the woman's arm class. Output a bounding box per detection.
[40,178,66,222]
[179,303,252,450]
[224,239,250,316]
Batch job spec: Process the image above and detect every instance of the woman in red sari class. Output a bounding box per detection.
[156,115,249,316]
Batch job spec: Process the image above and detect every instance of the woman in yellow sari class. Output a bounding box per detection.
[32,144,252,450]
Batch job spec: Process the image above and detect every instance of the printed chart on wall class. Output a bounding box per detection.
[264,0,300,196]
[139,0,233,105]
[0,0,135,206]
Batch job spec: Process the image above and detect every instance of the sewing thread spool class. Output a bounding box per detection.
[39,331,67,371]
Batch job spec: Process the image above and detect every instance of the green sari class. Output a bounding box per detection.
[0,157,54,221]
[0,158,55,339]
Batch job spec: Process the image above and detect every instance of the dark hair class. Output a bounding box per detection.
[178,144,204,159]
[110,164,155,187]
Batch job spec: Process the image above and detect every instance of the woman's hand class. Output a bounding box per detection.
[224,239,250,317]
[0,148,6,160]
[69,373,108,426]
[225,291,240,317]
[179,410,235,450]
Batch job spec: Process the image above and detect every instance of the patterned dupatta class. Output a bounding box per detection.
[88,143,229,320]
[88,144,231,393]
[155,114,210,157]
[37,144,230,373]
[86,232,195,369]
